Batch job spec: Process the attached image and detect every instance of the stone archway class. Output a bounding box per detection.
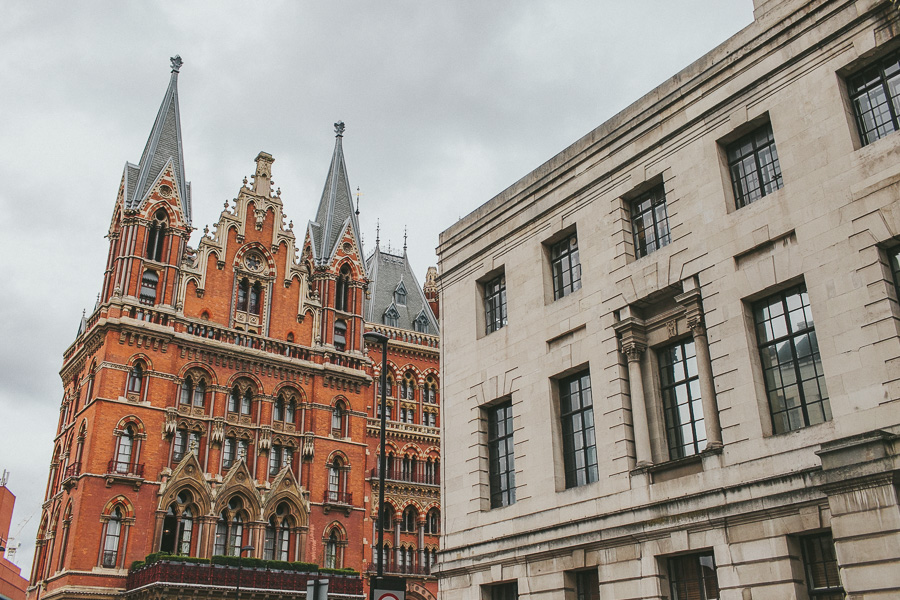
[406,582,436,600]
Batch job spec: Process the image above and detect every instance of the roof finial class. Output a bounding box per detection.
[355,186,361,216]
[403,226,408,254]
[334,121,345,137]
[376,219,381,249]
[170,55,183,74]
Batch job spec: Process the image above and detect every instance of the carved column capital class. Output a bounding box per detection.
[622,342,646,362]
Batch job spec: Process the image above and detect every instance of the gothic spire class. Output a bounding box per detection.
[308,121,363,265]
[125,55,191,224]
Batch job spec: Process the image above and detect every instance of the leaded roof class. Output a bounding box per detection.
[365,246,439,334]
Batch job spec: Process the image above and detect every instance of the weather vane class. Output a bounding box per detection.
[170,55,183,73]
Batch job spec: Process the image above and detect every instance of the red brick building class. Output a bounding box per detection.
[1,475,29,600]
[28,58,439,600]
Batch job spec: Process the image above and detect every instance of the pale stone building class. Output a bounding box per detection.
[436,0,900,598]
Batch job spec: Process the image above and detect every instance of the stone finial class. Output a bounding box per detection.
[170,55,183,73]
[334,121,345,137]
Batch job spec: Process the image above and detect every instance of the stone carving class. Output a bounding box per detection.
[334,121,345,136]
[170,55,183,73]
[163,408,177,438]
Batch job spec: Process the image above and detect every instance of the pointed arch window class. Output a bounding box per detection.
[173,429,199,464]
[214,497,246,556]
[146,209,167,262]
[101,507,123,568]
[229,386,253,416]
[264,503,293,561]
[85,363,96,405]
[394,282,407,306]
[249,282,262,315]
[334,319,347,352]
[327,456,348,504]
[139,271,159,306]
[403,506,418,533]
[223,437,249,469]
[127,362,144,395]
[336,264,351,312]
[400,373,416,401]
[383,305,400,328]
[414,311,430,333]
[114,425,136,473]
[332,401,346,436]
[237,279,250,312]
[274,396,285,422]
[325,530,340,569]
[425,509,440,534]
[161,490,195,555]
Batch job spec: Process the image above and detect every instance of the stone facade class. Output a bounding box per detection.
[436,0,900,598]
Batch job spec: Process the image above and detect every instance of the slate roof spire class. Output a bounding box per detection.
[308,121,363,266]
[125,55,191,224]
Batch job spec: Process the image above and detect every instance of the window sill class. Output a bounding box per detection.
[632,444,723,484]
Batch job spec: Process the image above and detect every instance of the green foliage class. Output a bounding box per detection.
[209,556,320,572]
[130,561,145,572]
[319,567,358,575]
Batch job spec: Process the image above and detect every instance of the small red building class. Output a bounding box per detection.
[28,58,439,600]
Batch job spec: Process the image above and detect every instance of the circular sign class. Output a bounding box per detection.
[377,594,399,600]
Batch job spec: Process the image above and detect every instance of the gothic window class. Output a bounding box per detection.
[327,456,347,503]
[237,279,249,312]
[487,401,516,508]
[394,282,407,306]
[425,376,438,403]
[659,339,706,459]
[114,425,136,473]
[57,505,72,572]
[324,530,339,569]
[139,270,159,305]
[726,123,783,208]
[249,282,262,315]
[630,185,670,258]
[332,401,347,436]
[334,319,347,352]
[263,505,293,561]
[160,490,195,556]
[193,380,205,407]
[229,386,253,416]
[284,397,295,423]
[424,411,436,427]
[214,497,246,556]
[559,370,598,488]
[180,375,207,408]
[85,363,96,405]
[754,285,830,434]
[127,361,144,395]
[482,273,507,334]
[172,429,199,464]
[425,509,440,534]
[223,437,248,469]
[101,507,124,568]
[402,506,418,533]
[550,233,582,300]
[400,372,416,401]
[145,209,167,262]
[383,305,400,328]
[274,396,285,422]
[413,311,430,333]
[336,265,351,312]
[848,48,900,146]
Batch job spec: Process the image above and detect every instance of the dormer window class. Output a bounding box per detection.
[394,282,407,306]
[146,209,167,262]
[383,305,400,328]
[414,311,430,334]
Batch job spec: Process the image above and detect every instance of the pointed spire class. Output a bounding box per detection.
[376,219,381,249]
[127,55,191,224]
[308,121,363,265]
[355,186,361,216]
[403,226,408,255]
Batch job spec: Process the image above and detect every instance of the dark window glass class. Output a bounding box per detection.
[249,283,261,315]
[236,279,249,312]
[576,570,600,600]
[848,50,900,146]
[489,582,518,600]
[726,123,783,208]
[890,247,900,300]
[551,234,582,300]
[630,185,671,258]
[395,284,406,306]
[334,319,347,351]
[414,312,430,333]
[336,266,351,312]
[146,213,166,262]
[487,401,516,508]
[483,274,508,334]
[668,552,719,600]
[140,271,158,305]
[559,370,598,488]
[223,438,236,469]
[173,429,187,462]
[127,363,143,394]
[384,306,400,328]
[754,285,830,434]
[802,533,845,600]
[659,339,706,459]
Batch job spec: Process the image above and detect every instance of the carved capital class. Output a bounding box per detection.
[622,342,646,362]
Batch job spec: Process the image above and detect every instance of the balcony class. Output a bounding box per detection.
[367,563,433,577]
[370,466,439,486]
[106,460,146,490]
[126,561,364,597]
[323,490,353,516]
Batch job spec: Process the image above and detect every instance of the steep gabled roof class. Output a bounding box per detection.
[125,55,191,225]
[308,122,362,266]
[365,245,439,334]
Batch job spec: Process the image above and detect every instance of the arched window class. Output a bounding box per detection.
[286,332,294,343]
[380,505,394,531]
[230,386,253,415]
[193,380,205,407]
[334,319,347,352]
[403,506,417,533]
[425,509,440,535]
[274,396,285,422]
[236,279,250,312]
[400,373,416,401]
[223,437,249,469]
[324,530,339,568]
[249,282,262,315]
[139,271,159,305]
[214,497,246,556]
[115,425,135,473]
[161,490,195,556]
[85,364,96,405]
[172,429,199,463]
[269,444,293,476]
[146,209,167,262]
[263,502,293,561]
[402,455,413,481]
[425,376,438,404]
[57,506,72,572]
[285,398,295,423]
[127,362,144,394]
[327,456,347,503]
[241,388,252,415]
[101,507,123,568]
[336,265,351,312]
[180,377,193,405]
[332,401,346,436]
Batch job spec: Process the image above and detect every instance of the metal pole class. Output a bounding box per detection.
[236,544,254,600]
[363,331,389,583]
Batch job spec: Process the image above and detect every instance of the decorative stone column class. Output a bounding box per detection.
[615,311,653,468]
[676,282,722,450]
[418,517,426,571]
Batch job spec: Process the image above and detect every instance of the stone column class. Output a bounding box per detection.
[623,343,653,467]
[418,518,425,571]
[394,516,401,569]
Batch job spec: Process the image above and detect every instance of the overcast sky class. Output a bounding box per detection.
[0,0,752,574]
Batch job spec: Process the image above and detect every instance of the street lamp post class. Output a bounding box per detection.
[363,330,389,586]
[236,544,254,600]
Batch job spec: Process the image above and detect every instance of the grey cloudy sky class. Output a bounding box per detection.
[0,0,752,573]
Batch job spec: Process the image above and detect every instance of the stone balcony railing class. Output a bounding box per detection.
[365,324,439,349]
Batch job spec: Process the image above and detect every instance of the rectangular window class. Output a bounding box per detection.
[575,570,600,600]
[726,123,783,208]
[754,285,830,434]
[173,430,187,462]
[848,49,900,146]
[550,233,582,300]
[659,339,706,459]
[559,370,598,488]
[487,401,516,508]
[630,185,671,258]
[801,533,845,599]
[890,246,900,298]
[667,552,719,600]
[488,582,518,600]
[483,274,508,334]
